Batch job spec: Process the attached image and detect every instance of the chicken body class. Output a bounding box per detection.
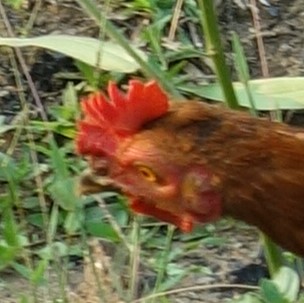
[77,82,304,256]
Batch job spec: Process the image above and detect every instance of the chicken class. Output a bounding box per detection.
[76,80,304,256]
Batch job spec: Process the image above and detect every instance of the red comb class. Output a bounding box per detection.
[76,80,169,156]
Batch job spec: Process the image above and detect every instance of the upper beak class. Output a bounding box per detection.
[76,168,119,196]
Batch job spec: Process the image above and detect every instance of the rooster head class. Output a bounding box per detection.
[76,80,222,232]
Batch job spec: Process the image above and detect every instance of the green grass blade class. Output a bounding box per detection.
[75,0,182,97]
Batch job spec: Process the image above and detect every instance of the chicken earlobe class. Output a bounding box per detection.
[181,166,222,223]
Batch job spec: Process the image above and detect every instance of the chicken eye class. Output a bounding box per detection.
[137,165,157,182]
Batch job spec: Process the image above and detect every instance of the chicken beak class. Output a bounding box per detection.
[76,168,119,196]
[76,169,196,233]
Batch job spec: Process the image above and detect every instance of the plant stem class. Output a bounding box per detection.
[231,31,258,116]
[151,225,175,302]
[129,217,141,301]
[261,233,285,277]
[197,0,239,109]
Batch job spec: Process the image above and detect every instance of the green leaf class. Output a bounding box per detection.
[272,267,299,302]
[85,221,120,242]
[12,262,32,279]
[157,263,189,292]
[1,155,31,184]
[49,139,69,179]
[37,242,69,259]
[3,208,20,247]
[4,0,23,9]
[261,279,288,303]
[64,210,83,233]
[0,245,19,269]
[23,197,40,209]
[48,178,79,211]
[19,295,30,303]
[30,258,48,285]
[62,82,79,113]
[232,32,250,82]
[48,204,59,241]
[180,77,304,110]
[298,294,304,303]
[260,267,299,303]
[230,293,263,303]
[27,213,44,228]
[30,120,75,138]
[0,35,146,73]
[85,205,104,221]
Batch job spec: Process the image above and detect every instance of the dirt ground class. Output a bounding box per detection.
[0,0,303,302]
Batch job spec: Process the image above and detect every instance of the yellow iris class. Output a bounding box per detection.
[137,165,157,182]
